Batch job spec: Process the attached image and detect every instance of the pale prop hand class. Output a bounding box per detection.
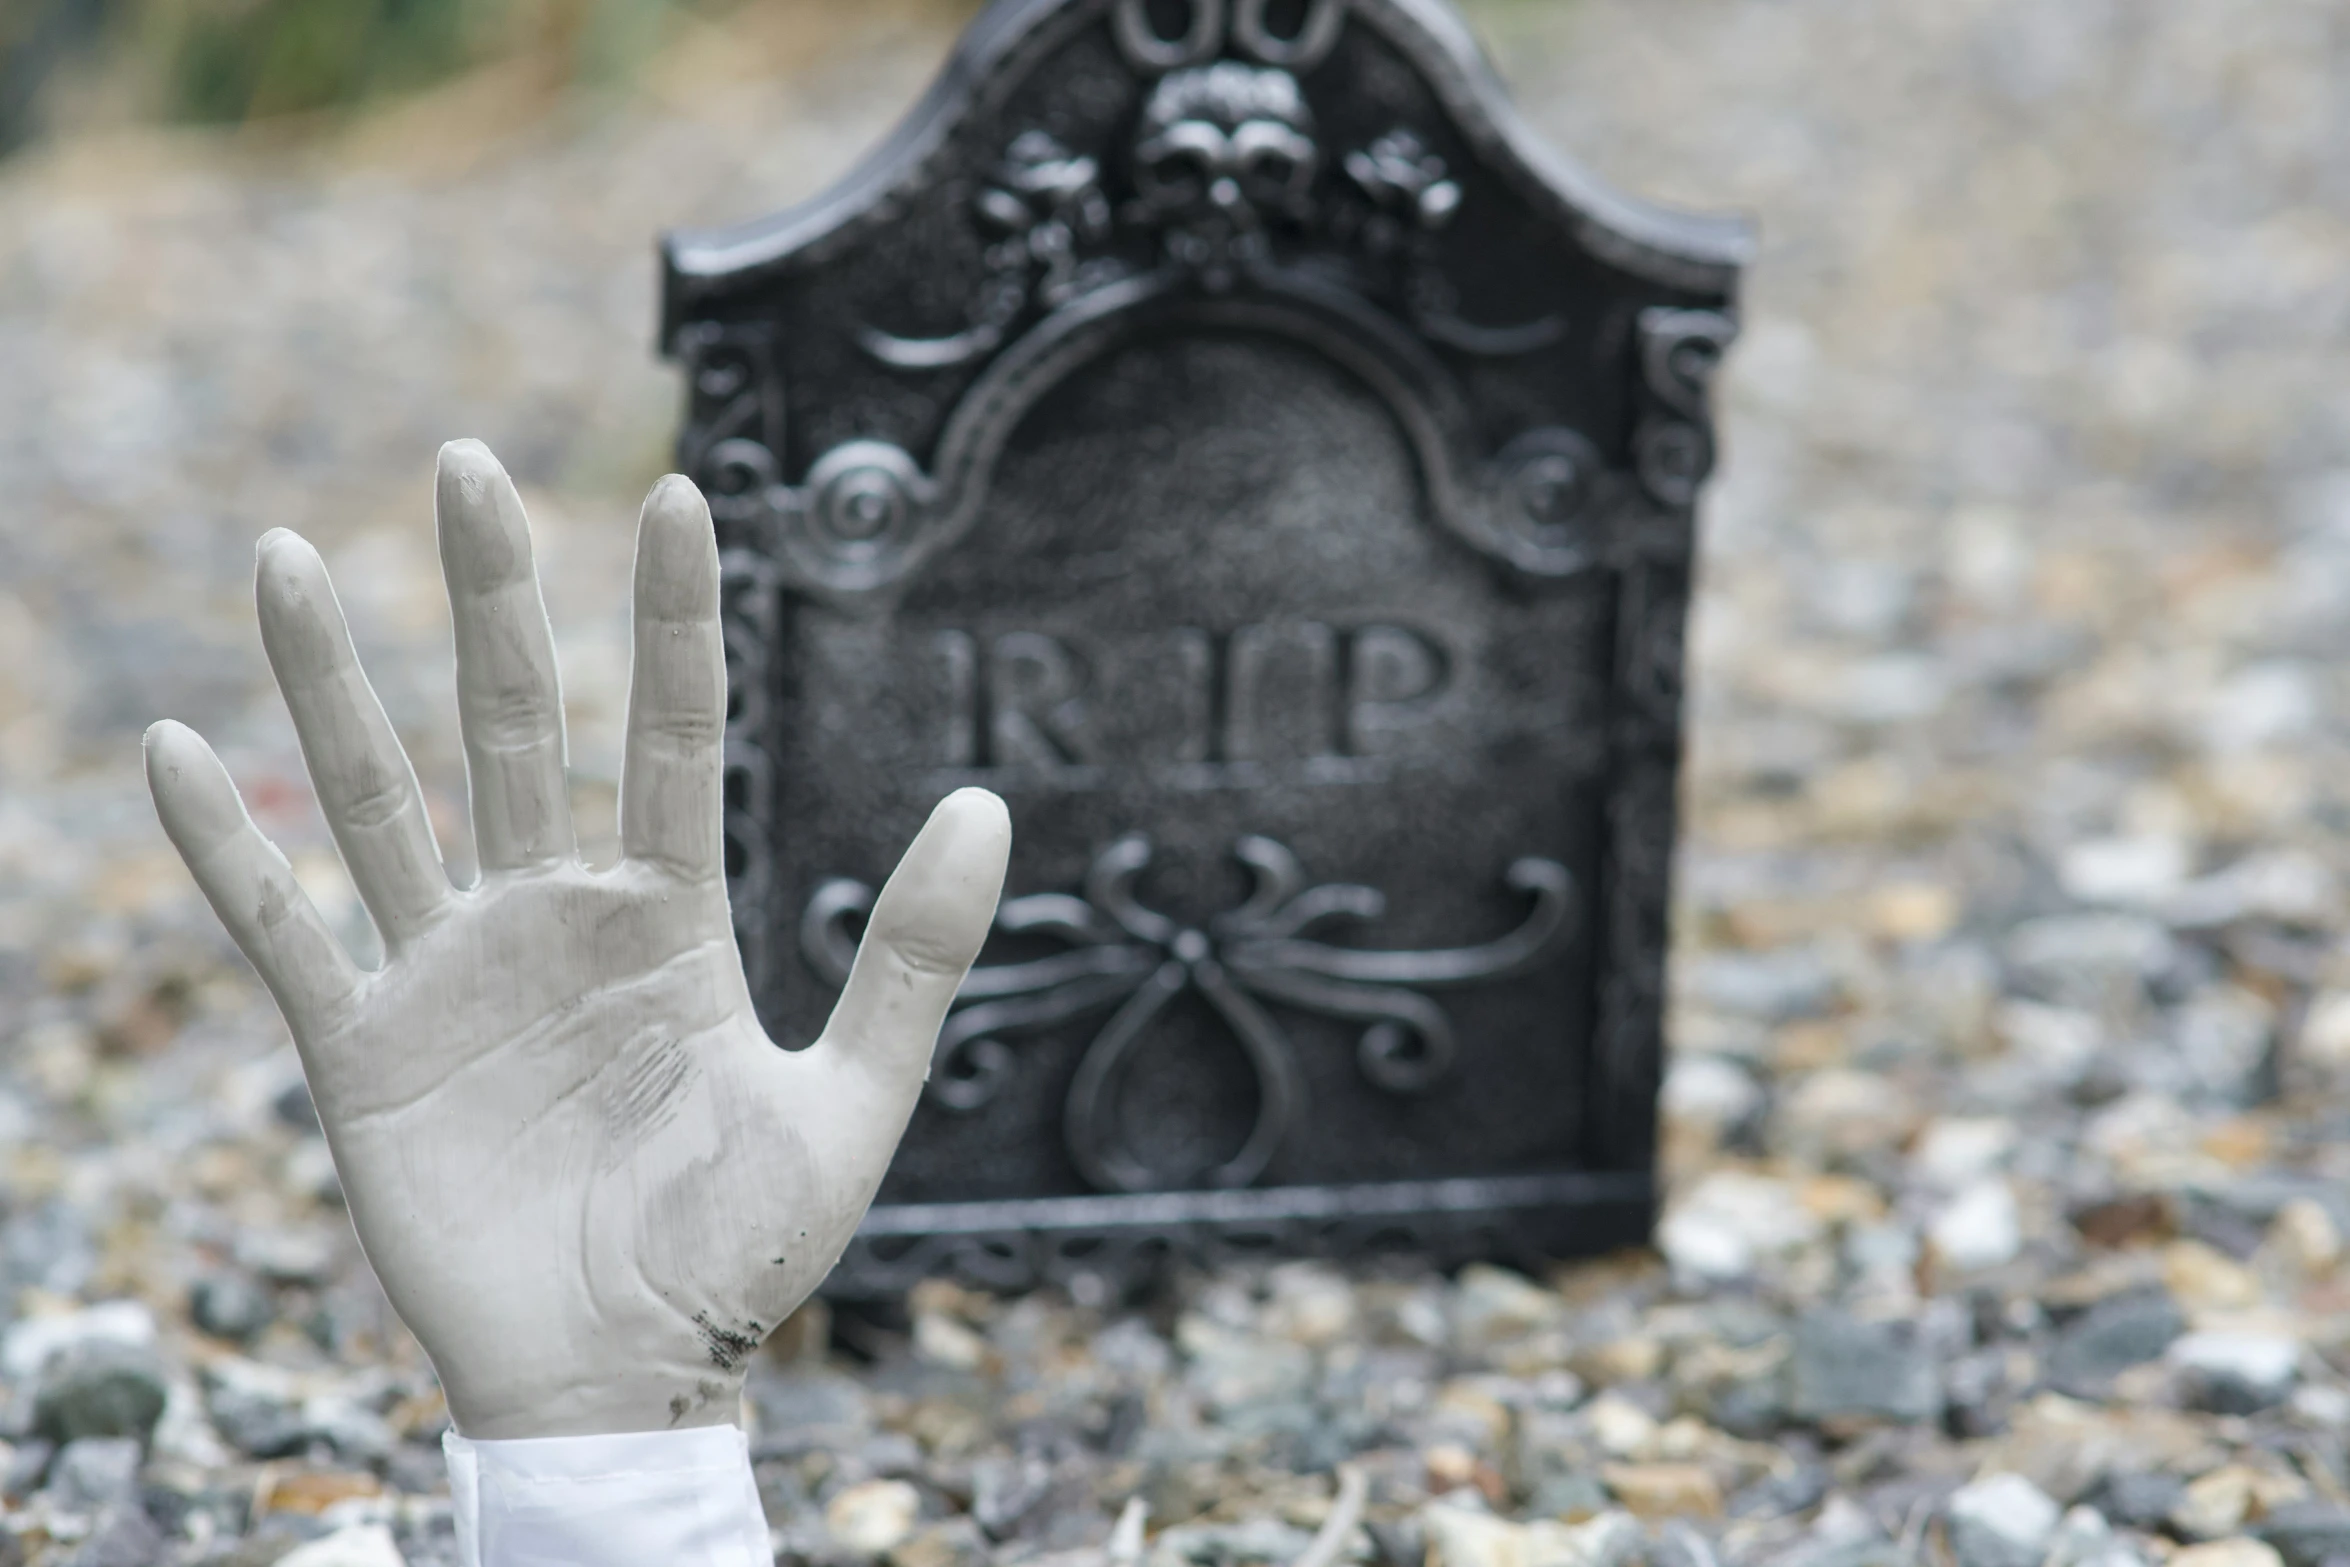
[144,442,1009,1440]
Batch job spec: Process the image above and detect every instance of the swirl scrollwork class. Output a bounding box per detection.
[774,441,937,593]
[1110,0,1347,74]
[1113,0,1226,71]
[1632,307,1737,509]
[675,322,786,526]
[1473,427,1609,575]
[1230,0,1346,70]
[802,833,1576,1193]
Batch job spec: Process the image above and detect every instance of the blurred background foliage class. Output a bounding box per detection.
[0,0,984,152]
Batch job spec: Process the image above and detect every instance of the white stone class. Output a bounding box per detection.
[1944,1472,2061,1567]
[1661,1055,1761,1131]
[1422,1504,1642,1567]
[913,1311,988,1370]
[2168,1541,2285,1567]
[2169,1332,2300,1403]
[2061,835,2189,905]
[2266,1198,2341,1274]
[2052,1512,2151,1567]
[2202,661,2315,752]
[0,1300,156,1381]
[2165,851,2339,928]
[1530,1512,1643,1567]
[2085,1092,2223,1187]
[1587,1394,1657,1459]
[1812,1496,1878,1545]
[2299,990,2350,1073]
[1930,1178,2023,1272]
[1994,1001,2103,1083]
[1422,1505,1518,1567]
[1775,1068,1915,1159]
[1262,1262,1359,1347]
[276,1524,408,1567]
[1911,1117,2018,1188]
[150,1373,231,1469]
[826,1478,922,1553]
[1657,1172,1823,1286]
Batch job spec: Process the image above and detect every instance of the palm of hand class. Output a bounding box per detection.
[321,869,838,1438]
[147,443,1007,1438]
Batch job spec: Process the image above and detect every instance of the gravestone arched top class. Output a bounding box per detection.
[660,0,1751,602]
[662,0,1750,296]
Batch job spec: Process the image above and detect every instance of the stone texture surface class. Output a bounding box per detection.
[1,0,2349,1563]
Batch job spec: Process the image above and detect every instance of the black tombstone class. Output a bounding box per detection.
[660,0,1748,1297]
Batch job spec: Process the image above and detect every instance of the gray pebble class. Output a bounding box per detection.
[1730,1464,1830,1519]
[45,1437,142,1512]
[1,1440,52,1502]
[272,1081,321,1133]
[31,1342,167,1447]
[969,1453,1056,1540]
[2005,915,2177,1008]
[58,1504,164,1567]
[187,1271,275,1343]
[2257,1502,2350,1567]
[1787,1309,1942,1427]
[1,1202,96,1301]
[1683,949,1839,1021]
[202,1381,305,1460]
[746,1368,873,1460]
[2088,1472,2184,1532]
[2045,1290,2186,1395]
[1527,1473,1614,1521]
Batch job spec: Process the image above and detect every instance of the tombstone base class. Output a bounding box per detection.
[825,1169,1654,1298]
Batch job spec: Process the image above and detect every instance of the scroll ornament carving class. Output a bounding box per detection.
[674,322,783,518]
[868,64,1556,366]
[698,7,1662,598]
[859,132,1118,372]
[803,835,1574,1193]
[1633,306,1738,507]
[669,0,1748,607]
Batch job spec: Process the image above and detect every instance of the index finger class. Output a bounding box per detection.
[145,721,361,1032]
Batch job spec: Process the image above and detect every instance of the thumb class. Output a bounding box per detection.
[814,788,1009,1090]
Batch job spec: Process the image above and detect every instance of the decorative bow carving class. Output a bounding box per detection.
[803,835,1573,1192]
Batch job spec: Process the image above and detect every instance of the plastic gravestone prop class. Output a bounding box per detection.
[662,0,1749,1293]
[144,442,1010,1439]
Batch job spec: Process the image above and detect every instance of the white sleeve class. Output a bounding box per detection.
[442,1425,771,1567]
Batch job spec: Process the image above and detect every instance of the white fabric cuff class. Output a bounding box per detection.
[443,1424,770,1567]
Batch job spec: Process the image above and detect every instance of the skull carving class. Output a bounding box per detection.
[1133,62,1319,280]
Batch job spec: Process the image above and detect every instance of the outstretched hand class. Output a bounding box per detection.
[145,442,1009,1439]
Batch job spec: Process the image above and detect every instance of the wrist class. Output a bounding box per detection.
[442,1363,747,1441]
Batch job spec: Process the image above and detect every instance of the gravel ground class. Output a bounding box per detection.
[4,0,2350,1564]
